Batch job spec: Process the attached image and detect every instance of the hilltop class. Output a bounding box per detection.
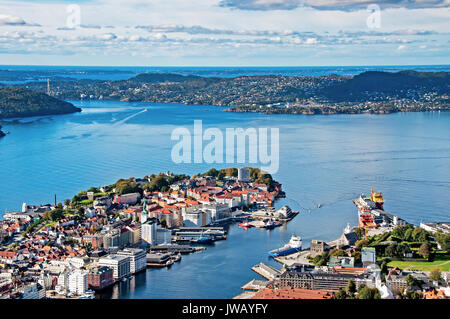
[0,87,81,119]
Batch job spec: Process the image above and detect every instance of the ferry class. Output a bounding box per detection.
[268,234,302,257]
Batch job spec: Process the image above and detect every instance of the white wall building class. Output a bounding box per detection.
[117,248,146,274]
[141,219,159,245]
[238,167,250,182]
[68,270,88,296]
[183,210,211,227]
[98,255,131,281]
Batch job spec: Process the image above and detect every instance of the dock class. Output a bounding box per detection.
[274,249,312,267]
[241,279,269,291]
[149,244,205,254]
[251,263,281,280]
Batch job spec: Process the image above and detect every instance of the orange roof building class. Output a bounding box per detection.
[251,287,334,299]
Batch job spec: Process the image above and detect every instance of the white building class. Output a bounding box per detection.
[238,167,250,182]
[117,248,146,274]
[183,210,211,227]
[68,270,88,296]
[20,283,44,299]
[98,255,131,281]
[55,271,69,294]
[202,203,231,221]
[141,219,159,245]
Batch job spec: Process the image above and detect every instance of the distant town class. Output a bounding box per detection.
[0,166,448,299]
[13,70,450,116]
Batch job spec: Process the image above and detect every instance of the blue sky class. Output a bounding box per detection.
[0,0,449,66]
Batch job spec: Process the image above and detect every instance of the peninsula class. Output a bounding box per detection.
[15,70,450,115]
[0,87,81,119]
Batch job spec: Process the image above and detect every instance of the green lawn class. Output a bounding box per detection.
[387,255,450,272]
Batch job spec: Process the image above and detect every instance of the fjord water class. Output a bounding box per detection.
[1,100,450,298]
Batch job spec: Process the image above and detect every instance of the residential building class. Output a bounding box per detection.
[68,270,88,296]
[117,248,146,274]
[98,255,131,281]
[141,219,159,245]
[88,266,114,290]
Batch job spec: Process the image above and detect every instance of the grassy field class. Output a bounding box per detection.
[387,254,450,272]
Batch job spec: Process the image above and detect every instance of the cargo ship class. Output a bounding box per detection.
[358,209,377,228]
[370,187,384,209]
[268,234,302,257]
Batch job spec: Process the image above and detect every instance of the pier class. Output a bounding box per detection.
[251,263,281,280]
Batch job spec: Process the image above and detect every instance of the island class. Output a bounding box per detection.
[0,87,81,119]
[15,70,450,115]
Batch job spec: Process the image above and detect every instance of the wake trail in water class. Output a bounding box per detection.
[113,108,148,126]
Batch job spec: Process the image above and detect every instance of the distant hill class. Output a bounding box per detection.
[0,87,81,119]
[322,70,450,101]
[129,73,202,83]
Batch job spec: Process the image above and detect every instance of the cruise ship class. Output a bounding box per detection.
[268,234,302,257]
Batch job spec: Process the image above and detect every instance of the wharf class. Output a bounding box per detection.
[241,279,268,291]
[149,244,204,254]
[274,249,312,267]
[251,262,281,280]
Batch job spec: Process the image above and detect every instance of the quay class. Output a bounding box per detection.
[241,279,269,291]
[251,262,281,280]
[149,244,205,254]
[274,249,312,267]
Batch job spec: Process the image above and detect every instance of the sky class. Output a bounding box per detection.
[0,0,449,66]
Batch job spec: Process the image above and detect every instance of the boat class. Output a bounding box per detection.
[317,204,322,208]
[165,259,174,267]
[268,234,302,257]
[171,253,182,262]
[370,187,384,209]
[355,194,376,210]
[265,220,275,229]
[239,220,252,229]
[190,236,213,244]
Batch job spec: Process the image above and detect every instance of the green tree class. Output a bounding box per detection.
[346,280,356,294]
[418,242,431,259]
[329,248,346,257]
[435,232,450,252]
[429,269,442,282]
[335,289,347,299]
[355,239,369,249]
[358,286,381,299]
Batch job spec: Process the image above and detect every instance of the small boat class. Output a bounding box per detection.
[171,253,182,262]
[165,259,174,267]
[265,220,275,229]
[191,236,213,244]
[317,204,322,208]
[239,220,252,229]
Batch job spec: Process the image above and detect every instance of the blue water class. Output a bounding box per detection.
[1,99,449,298]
